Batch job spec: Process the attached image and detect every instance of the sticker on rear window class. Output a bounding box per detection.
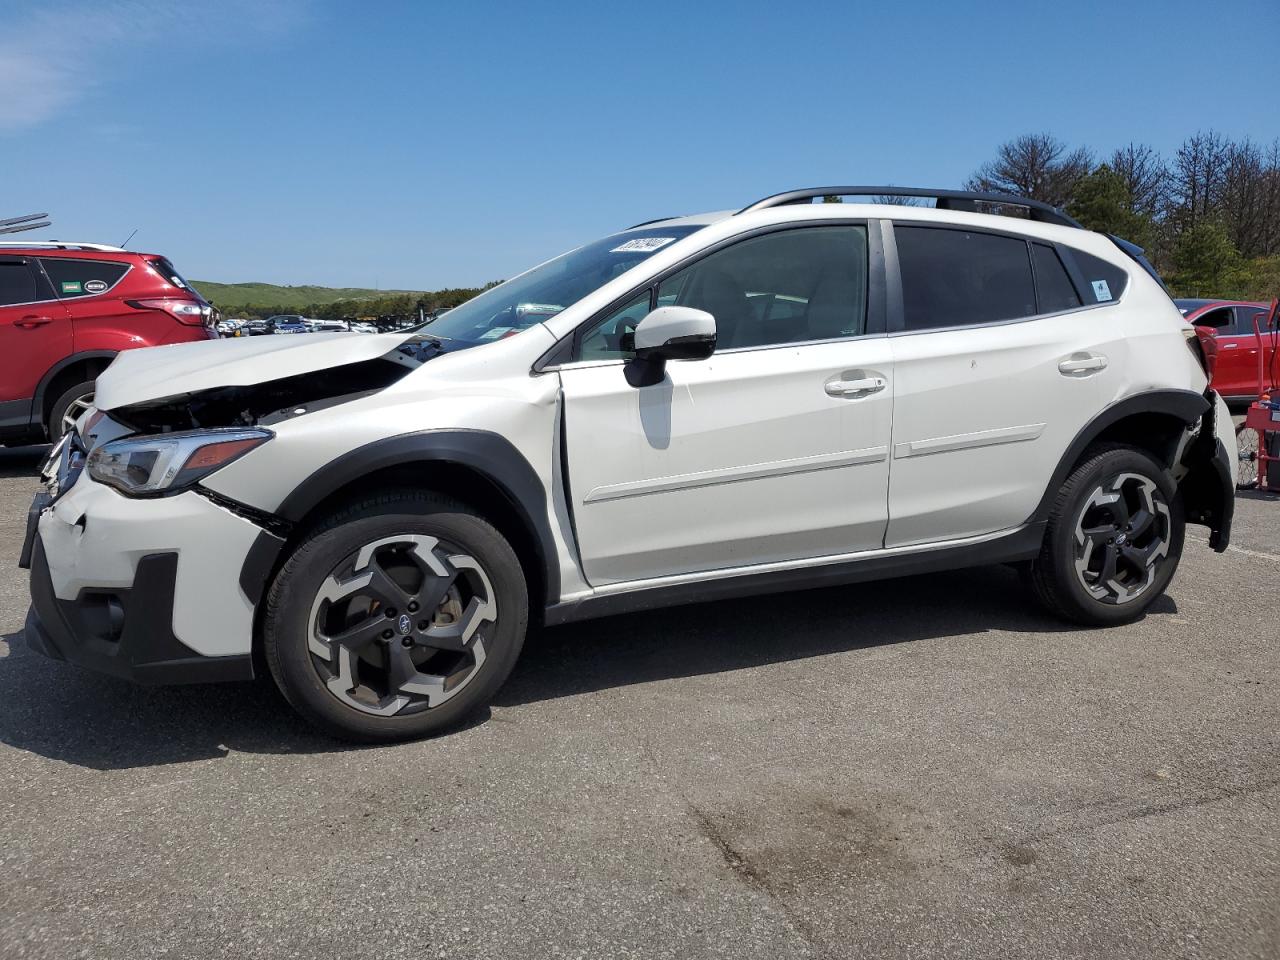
[1091,279,1113,302]
[84,279,108,293]
[60,281,82,294]
[610,237,677,254]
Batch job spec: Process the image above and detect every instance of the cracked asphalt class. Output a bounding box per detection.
[0,442,1277,959]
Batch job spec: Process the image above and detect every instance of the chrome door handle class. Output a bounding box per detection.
[1221,343,1239,349]
[825,376,886,397]
[1058,355,1108,375]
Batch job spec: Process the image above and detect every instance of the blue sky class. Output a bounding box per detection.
[3,0,1278,289]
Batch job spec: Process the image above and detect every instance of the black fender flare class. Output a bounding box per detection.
[1028,388,1210,525]
[238,430,559,607]
[34,350,119,414]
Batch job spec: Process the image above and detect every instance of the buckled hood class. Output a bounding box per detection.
[94,331,414,410]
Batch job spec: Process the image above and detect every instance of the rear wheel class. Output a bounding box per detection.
[263,491,528,742]
[1026,445,1184,626]
[47,381,95,442]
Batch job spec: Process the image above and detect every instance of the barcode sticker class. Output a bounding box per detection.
[611,237,677,254]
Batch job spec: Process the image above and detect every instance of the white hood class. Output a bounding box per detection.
[94,332,412,410]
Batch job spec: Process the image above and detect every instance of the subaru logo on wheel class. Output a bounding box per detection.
[397,614,412,636]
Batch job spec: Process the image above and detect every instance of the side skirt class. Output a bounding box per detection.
[544,522,1046,626]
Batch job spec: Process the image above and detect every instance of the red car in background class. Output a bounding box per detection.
[0,242,216,444]
[1176,299,1276,404]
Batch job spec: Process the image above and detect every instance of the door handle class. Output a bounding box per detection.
[1058,355,1108,375]
[825,376,887,397]
[15,316,53,329]
[1220,343,1239,349]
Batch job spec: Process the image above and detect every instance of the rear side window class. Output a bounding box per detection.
[1070,250,1128,304]
[895,227,1036,331]
[147,256,193,291]
[1031,244,1081,314]
[0,261,38,305]
[40,258,129,298]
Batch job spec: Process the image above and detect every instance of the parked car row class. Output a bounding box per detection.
[222,315,382,337]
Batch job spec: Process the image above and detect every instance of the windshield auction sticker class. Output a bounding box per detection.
[610,237,678,254]
[60,281,83,294]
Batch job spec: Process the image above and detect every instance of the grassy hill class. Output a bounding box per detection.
[190,280,426,310]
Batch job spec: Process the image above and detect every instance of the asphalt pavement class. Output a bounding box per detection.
[1,442,1277,959]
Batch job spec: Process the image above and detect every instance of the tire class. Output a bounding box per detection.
[1025,444,1184,626]
[1235,421,1259,490]
[47,380,96,442]
[263,490,528,742]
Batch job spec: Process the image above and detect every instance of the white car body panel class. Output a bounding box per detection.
[559,336,893,583]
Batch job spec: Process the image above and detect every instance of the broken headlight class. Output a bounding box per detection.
[86,428,271,496]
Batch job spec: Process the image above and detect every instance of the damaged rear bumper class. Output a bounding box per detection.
[1181,391,1235,552]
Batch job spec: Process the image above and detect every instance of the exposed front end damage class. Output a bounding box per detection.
[99,335,451,434]
[1176,390,1236,551]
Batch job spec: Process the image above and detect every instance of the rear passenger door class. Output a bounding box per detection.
[884,224,1130,547]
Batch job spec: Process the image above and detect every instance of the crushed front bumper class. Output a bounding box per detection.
[20,432,268,683]
[25,538,253,685]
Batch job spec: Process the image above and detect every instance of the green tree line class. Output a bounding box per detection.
[216,282,502,323]
[967,132,1280,299]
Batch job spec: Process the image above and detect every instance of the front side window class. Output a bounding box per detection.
[896,227,1036,331]
[1234,305,1266,336]
[0,262,37,306]
[40,258,129,298]
[659,226,868,351]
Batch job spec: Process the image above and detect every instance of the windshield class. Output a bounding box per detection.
[411,225,703,344]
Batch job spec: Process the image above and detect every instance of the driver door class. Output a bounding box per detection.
[557,224,894,586]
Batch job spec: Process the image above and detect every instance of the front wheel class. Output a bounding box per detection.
[263,491,528,742]
[1025,444,1184,626]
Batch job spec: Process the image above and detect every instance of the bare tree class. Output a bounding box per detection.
[1170,130,1231,230]
[965,133,1093,207]
[1110,143,1166,216]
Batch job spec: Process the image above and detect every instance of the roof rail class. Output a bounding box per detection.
[0,240,125,252]
[737,187,1082,228]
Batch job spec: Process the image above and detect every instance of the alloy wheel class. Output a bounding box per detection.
[1072,472,1171,605]
[307,534,497,716]
[61,393,94,436]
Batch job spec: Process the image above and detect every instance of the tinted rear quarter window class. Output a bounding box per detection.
[0,262,38,306]
[40,258,130,298]
[1070,250,1128,305]
[896,226,1036,331]
[1031,243,1081,314]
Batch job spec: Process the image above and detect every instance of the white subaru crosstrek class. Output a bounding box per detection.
[20,187,1237,742]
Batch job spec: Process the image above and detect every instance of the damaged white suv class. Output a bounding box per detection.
[21,187,1237,741]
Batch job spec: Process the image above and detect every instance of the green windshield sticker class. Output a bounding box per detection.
[60,281,82,294]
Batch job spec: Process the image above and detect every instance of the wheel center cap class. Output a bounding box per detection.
[1115,532,1128,546]
[396,614,412,636]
